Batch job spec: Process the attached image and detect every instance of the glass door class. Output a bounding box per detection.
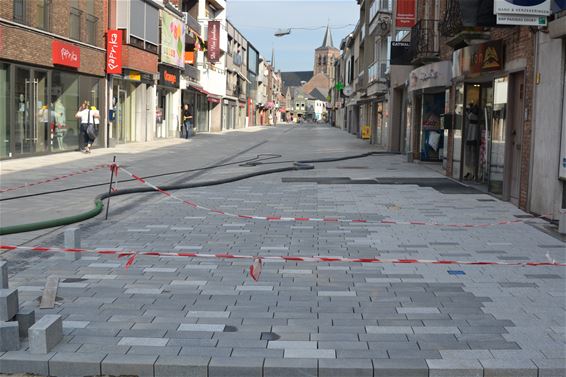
[13,67,49,156]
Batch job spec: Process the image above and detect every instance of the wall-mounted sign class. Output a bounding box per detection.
[161,11,185,68]
[159,65,180,88]
[408,61,452,92]
[52,40,80,68]
[496,13,547,25]
[123,68,154,85]
[396,0,417,29]
[452,40,504,78]
[391,41,412,65]
[343,86,353,96]
[106,29,123,74]
[207,20,221,64]
[494,0,552,16]
[184,51,195,64]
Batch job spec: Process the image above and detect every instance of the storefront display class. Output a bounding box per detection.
[0,61,103,158]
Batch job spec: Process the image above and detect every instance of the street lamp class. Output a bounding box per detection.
[274,28,291,37]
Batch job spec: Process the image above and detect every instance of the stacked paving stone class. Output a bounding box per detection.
[0,261,63,354]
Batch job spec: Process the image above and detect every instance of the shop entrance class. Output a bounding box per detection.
[507,71,525,204]
[13,67,49,155]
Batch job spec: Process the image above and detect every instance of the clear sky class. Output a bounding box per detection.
[226,0,359,72]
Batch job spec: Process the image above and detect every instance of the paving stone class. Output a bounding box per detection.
[118,337,169,346]
[15,309,35,338]
[29,314,63,354]
[0,262,8,289]
[372,358,429,377]
[284,349,336,358]
[319,358,373,376]
[187,311,230,318]
[49,352,106,377]
[0,351,54,375]
[366,326,413,334]
[154,355,209,377]
[264,358,317,377]
[102,354,158,377]
[0,289,18,321]
[532,358,566,377]
[178,324,226,332]
[427,359,483,377]
[268,340,317,349]
[0,321,20,351]
[208,356,263,377]
[480,358,538,377]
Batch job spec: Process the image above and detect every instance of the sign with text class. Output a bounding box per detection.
[106,29,123,74]
[207,20,221,64]
[396,0,417,29]
[494,0,552,15]
[390,41,413,65]
[52,40,80,68]
[184,51,195,64]
[159,65,180,88]
[496,13,547,25]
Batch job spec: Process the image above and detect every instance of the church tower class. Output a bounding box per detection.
[313,25,340,79]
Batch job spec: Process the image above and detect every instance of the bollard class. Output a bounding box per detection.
[559,209,566,235]
[64,227,81,261]
[0,261,8,289]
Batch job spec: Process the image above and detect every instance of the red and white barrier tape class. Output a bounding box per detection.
[115,164,533,229]
[0,164,108,194]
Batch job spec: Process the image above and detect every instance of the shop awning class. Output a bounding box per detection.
[236,71,251,84]
[188,83,222,101]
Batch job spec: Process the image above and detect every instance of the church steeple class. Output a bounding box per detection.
[320,24,334,48]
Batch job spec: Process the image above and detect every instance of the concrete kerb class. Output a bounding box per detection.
[0,355,561,376]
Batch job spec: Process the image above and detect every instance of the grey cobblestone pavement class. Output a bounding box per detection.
[0,124,565,376]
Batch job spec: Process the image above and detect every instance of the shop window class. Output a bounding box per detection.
[70,7,82,41]
[51,71,79,152]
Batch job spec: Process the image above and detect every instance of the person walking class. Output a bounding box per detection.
[75,101,99,153]
[182,103,193,139]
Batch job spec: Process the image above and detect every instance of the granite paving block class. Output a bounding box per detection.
[319,358,373,376]
[264,358,317,377]
[532,358,566,377]
[178,324,226,332]
[187,311,231,318]
[366,326,413,334]
[179,347,233,357]
[29,314,63,354]
[480,358,538,377]
[372,358,429,377]
[154,355,210,377]
[49,352,106,377]
[0,321,20,351]
[208,356,263,377]
[102,354,158,377]
[284,349,336,358]
[118,337,169,346]
[268,340,317,349]
[0,262,8,289]
[0,351,54,375]
[0,289,18,321]
[128,345,182,356]
[427,359,483,377]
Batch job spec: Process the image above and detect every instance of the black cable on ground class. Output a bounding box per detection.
[0,154,283,202]
[0,163,313,235]
[0,151,399,235]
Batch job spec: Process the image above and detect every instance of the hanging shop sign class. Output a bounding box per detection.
[158,65,180,88]
[207,20,221,64]
[161,11,185,68]
[452,40,504,78]
[408,61,452,92]
[390,41,413,65]
[106,29,123,74]
[494,0,552,16]
[184,51,195,64]
[396,0,417,29]
[52,40,80,68]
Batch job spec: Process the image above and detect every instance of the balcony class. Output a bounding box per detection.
[183,11,201,33]
[409,19,440,65]
[367,60,388,84]
[440,0,492,48]
[184,64,200,81]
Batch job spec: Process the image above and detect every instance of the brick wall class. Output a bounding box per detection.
[122,45,158,74]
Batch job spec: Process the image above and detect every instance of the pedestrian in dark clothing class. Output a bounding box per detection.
[182,104,193,139]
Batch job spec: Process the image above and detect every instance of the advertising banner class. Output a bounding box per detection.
[207,20,221,64]
[494,0,552,16]
[396,0,417,29]
[161,12,185,68]
[106,29,123,74]
[52,40,80,68]
[452,40,504,78]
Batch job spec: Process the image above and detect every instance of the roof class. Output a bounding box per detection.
[281,71,313,90]
[309,88,327,102]
[320,25,334,49]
